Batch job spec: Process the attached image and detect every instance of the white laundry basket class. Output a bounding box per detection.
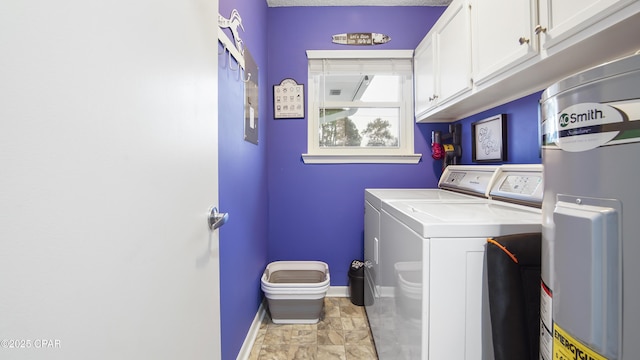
[261,261,330,324]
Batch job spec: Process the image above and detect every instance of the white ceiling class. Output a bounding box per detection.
[267,0,451,7]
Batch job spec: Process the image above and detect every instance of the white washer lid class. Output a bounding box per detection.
[365,189,482,210]
[382,200,541,238]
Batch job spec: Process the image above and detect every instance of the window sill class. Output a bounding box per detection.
[301,153,422,164]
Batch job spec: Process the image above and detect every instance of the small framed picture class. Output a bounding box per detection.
[472,114,507,162]
[273,78,305,119]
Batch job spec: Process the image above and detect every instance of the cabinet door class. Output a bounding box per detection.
[471,0,538,84]
[540,0,635,49]
[436,0,472,104]
[414,33,436,119]
[429,237,486,360]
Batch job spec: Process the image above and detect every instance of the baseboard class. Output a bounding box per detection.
[235,286,349,360]
[326,285,349,297]
[236,300,267,360]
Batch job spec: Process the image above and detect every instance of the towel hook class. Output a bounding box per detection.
[228,51,239,71]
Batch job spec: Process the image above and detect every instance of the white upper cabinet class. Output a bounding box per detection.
[414,33,436,118]
[471,0,539,85]
[415,0,640,122]
[414,0,472,120]
[436,0,472,104]
[539,0,636,50]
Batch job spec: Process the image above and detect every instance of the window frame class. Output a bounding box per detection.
[302,50,422,164]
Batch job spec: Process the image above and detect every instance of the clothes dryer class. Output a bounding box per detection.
[364,165,500,346]
[373,165,543,360]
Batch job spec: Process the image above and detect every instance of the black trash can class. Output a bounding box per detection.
[348,260,365,306]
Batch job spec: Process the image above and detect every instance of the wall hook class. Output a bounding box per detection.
[218,9,245,56]
[228,51,239,71]
[242,72,251,83]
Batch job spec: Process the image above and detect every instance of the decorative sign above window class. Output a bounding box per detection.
[274,78,304,119]
[331,33,391,46]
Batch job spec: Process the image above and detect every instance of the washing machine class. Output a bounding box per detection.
[364,165,500,349]
[372,164,543,360]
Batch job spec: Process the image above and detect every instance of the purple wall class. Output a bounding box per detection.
[217,3,543,358]
[455,91,543,165]
[266,6,447,287]
[218,2,268,359]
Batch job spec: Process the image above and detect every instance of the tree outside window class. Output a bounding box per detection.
[304,50,420,164]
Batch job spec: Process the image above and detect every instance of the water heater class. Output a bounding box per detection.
[539,53,640,360]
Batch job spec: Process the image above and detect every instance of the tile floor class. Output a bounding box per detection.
[248,297,378,360]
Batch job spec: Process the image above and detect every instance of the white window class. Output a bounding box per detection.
[302,50,421,164]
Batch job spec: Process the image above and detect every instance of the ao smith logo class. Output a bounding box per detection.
[551,103,625,153]
[559,108,605,127]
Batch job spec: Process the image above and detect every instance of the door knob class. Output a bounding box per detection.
[208,206,229,230]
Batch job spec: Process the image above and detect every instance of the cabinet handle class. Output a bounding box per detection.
[429,94,439,102]
[519,37,530,45]
[534,25,547,35]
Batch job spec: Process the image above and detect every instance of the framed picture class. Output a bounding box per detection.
[273,78,305,119]
[472,114,507,162]
[244,48,259,145]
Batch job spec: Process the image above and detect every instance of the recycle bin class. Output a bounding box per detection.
[348,260,365,306]
[261,261,330,324]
